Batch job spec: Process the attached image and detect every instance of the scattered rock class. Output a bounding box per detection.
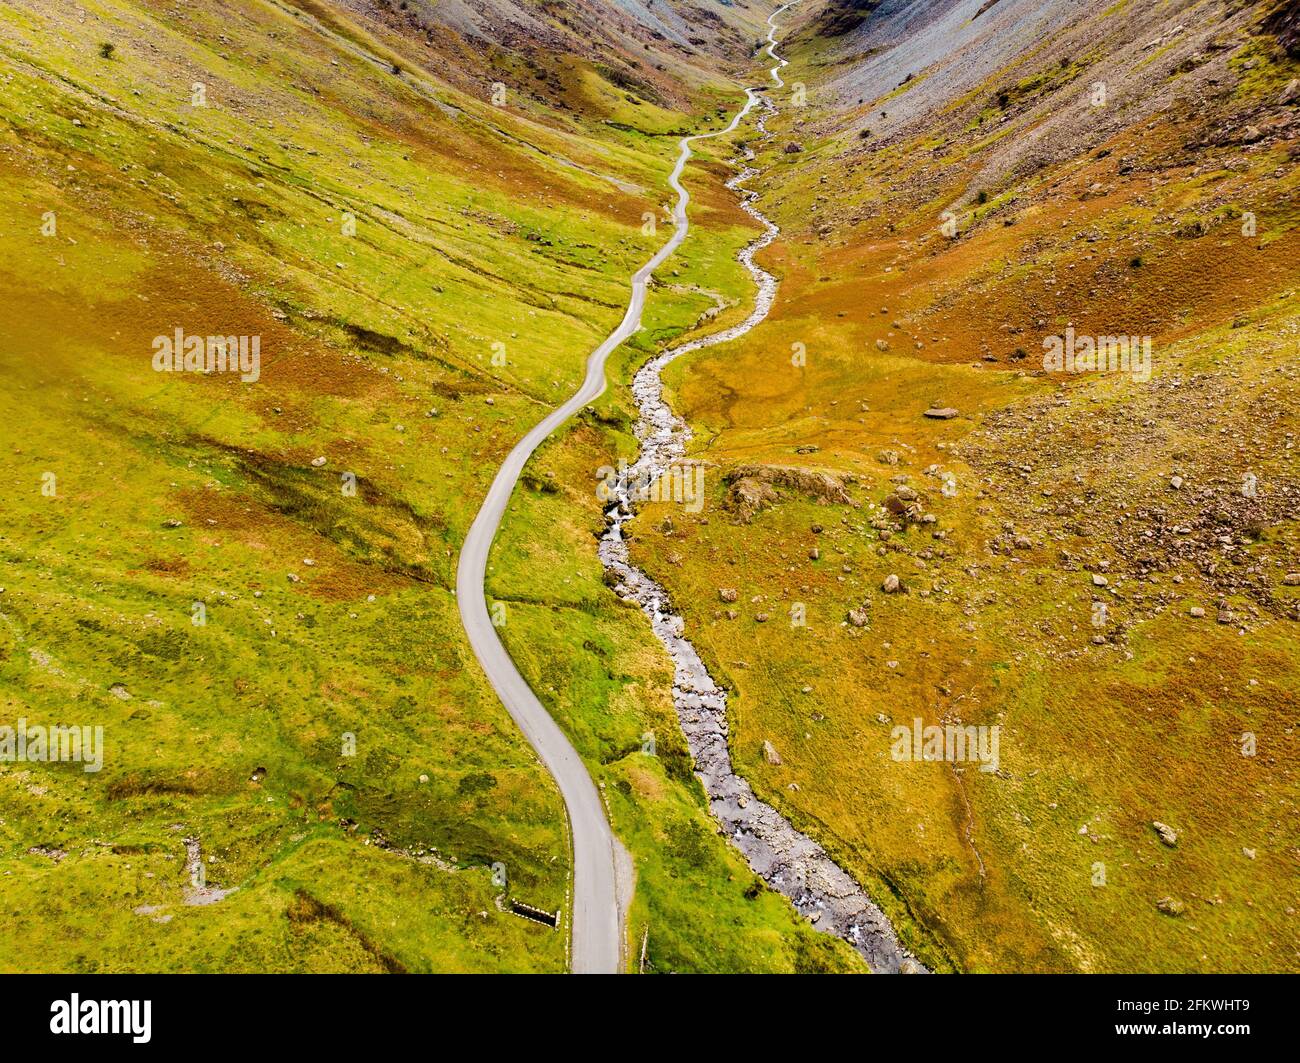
[719,587,738,603]
[763,740,782,765]
[882,574,901,593]
[923,407,959,420]
[1152,821,1178,847]
[1155,896,1185,916]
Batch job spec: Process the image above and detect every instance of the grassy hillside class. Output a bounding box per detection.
[0,0,862,972]
[614,0,1300,971]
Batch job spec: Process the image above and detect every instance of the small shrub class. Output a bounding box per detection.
[98,42,115,59]
[457,772,498,795]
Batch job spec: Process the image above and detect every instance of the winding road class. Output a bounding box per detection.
[455,4,796,974]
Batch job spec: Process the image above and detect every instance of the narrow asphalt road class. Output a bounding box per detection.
[455,3,796,974]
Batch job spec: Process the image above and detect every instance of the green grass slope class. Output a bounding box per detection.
[0,0,842,972]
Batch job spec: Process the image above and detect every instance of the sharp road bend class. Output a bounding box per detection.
[455,2,797,974]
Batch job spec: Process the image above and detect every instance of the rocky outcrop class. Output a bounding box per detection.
[723,464,856,522]
[724,475,779,522]
[1263,1,1300,58]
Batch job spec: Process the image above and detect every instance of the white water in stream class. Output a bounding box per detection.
[597,4,924,974]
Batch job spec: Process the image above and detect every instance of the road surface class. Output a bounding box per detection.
[456,5,797,974]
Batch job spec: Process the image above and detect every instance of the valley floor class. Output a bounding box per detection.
[2,0,1296,974]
